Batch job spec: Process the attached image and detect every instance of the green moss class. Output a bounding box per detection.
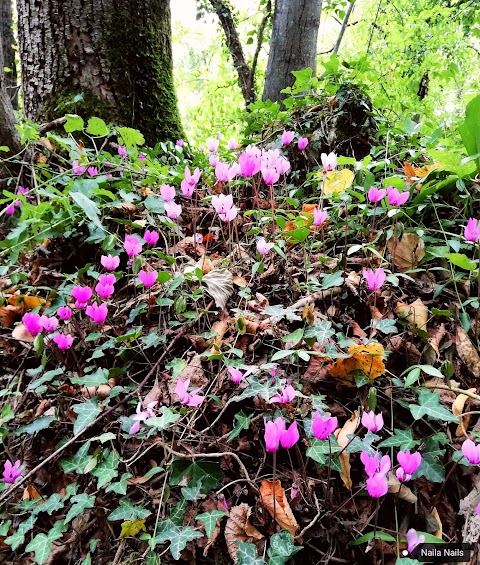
[41,89,114,125]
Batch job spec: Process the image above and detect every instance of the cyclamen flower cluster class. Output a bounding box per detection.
[264,418,299,451]
[211,194,238,223]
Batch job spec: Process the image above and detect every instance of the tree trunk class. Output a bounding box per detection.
[263,0,322,103]
[16,0,183,145]
[0,39,20,154]
[0,0,17,109]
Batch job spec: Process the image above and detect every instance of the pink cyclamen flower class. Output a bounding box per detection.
[40,315,59,333]
[312,412,338,440]
[276,156,290,175]
[17,186,32,198]
[144,230,159,245]
[361,411,384,433]
[164,201,182,220]
[211,194,237,223]
[95,273,116,299]
[313,208,328,227]
[53,333,74,350]
[72,160,86,175]
[464,218,480,243]
[227,367,245,383]
[118,146,128,158]
[3,460,23,484]
[228,138,239,150]
[87,166,98,177]
[129,401,157,435]
[397,450,422,475]
[57,306,72,321]
[215,162,237,183]
[181,166,201,198]
[360,451,390,477]
[270,384,296,404]
[5,203,15,215]
[176,140,184,147]
[321,152,337,172]
[462,439,480,464]
[261,167,280,186]
[206,137,219,153]
[71,286,93,309]
[101,254,120,271]
[160,184,176,203]
[396,467,412,483]
[138,153,146,162]
[194,233,203,244]
[216,132,223,140]
[124,235,143,258]
[280,421,300,449]
[238,150,261,177]
[22,312,43,337]
[366,472,389,498]
[138,270,158,288]
[264,419,281,452]
[281,130,295,146]
[362,268,386,291]
[175,378,204,407]
[298,137,308,151]
[257,238,274,256]
[386,186,409,206]
[368,186,387,203]
[269,364,277,378]
[85,302,108,324]
[199,145,205,153]
[406,529,425,554]
[209,154,220,167]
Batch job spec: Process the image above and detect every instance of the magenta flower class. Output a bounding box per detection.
[85,302,108,324]
[396,467,412,482]
[57,306,72,321]
[175,378,204,407]
[261,167,280,186]
[366,472,389,498]
[216,132,223,140]
[71,286,93,309]
[264,418,282,452]
[206,137,219,153]
[139,153,146,162]
[464,218,480,243]
[95,273,116,298]
[124,235,143,258]
[367,186,387,203]
[53,333,74,350]
[312,412,338,440]
[361,451,390,477]
[5,203,15,215]
[406,529,425,554]
[280,420,300,449]
[181,166,201,198]
[22,312,43,337]
[129,401,157,435]
[298,137,308,151]
[281,130,295,146]
[211,194,238,223]
[397,450,422,475]
[101,255,120,271]
[269,364,277,378]
[362,268,386,291]
[3,460,23,484]
[361,411,384,432]
[462,438,480,464]
[164,201,182,220]
[270,384,296,404]
[386,186,409,206]
[276,156,290,175]
[238,150,261,177]
[17,186,32,198]
[313,208,328,227]
[144,230,159,245]
[87,166,98,177]
[40,315,59,333]
[199,145,205,153]
[209,154,220,167]
[118,146,128,158]
[160,184,176,203]
[227,367,245,383]
[257,238,274,256]
[138,270,158,288]
[228,138,239,150]
[176,139,184,147]
[215,162,237,183]
[321,152,337,172]
[72,160,86,175]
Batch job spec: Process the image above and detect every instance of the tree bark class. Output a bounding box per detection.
[263,0,322,103]
[0,0,17,109]
[0,38,20,154]
[16,0,183,145]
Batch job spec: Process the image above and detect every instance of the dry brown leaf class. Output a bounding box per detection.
[196,255,214,275]
[428,324,447,358]
[22,484,42,501]
[334,411,360,489]
[144,380,162,407]
[395,298,428,330]
[453,389,476,437]
[224,503,265,563]
[0,304,24,327]
[431,507,442,538]
[387,233,425,271]
[302,304,315,326]
[387,472,417,503]
[172,236,207,256]
[260,480,299,536]
[232,275,248,288]
[8,294,45,309]
[81,385,111,399]
[202,269,234,310]
[456,325,480,379]
[206,318,231,352]
[12,323,34,343]
[328,343,385,386]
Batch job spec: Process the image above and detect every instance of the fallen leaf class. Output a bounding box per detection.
[224,503,265,563]
[196,255,214,275]
[0,305,24,327]
[12,323,34,343]
[22,484,42,501]
[428,324,447,358]
[322,169,355,196]
[81,385,112,399]
[431,507,442,538]
[302,304,315,326]
[334,411,360,490]
[144,380,162,407]
[387,233,425,271]
[456,325,480,379]
[453,389,476,437]
[232,275,248,288]
[395,298,428,330]
[172,236,207,256]
[206,318,231,352]
[328,343,385,386]
[260,480,299,536]
[119,518,146,538]
[202,269,233,310]
[7,294,45,309]
[387,472,417,503]
[404,161,441,183]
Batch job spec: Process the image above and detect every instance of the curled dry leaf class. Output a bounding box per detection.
[202,269,234,310]
[395,298,428,330]
[302,304,315,326]
[224,503,265,563]
[205,318,231,352]
[334,411,360,490]
[328,343,385,386]
[259,480,299,536]
[452,389,476,437]
[387,233,425,271]
[456,325,480,379]
[82,385,112,399]
[427,323,447,358]
[12,323,35,343]
[387,472,417,503]
[0,305,23,328]
[232,275,248,288]
[430,507,442,539]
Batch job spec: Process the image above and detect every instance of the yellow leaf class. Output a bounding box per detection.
[119,518,146,539]
[327,343,385,386]
[334,411,360,489]
[322,169,355,196]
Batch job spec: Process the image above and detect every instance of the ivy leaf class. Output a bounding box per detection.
[61,441,92,473]
[170,460,222,492]
[409,389,459,423]
[14,416,56,436]
[321,271,344,289]
[181,479,203,501]
[233,376,275,403]
[145,406,180,431]
[378,429,420,451]
[91,450,119,488]
[306,439,342,472]
[25,520,67,564]
[105,473,133,495]
[267,531,303,565]
[32,493,64,516]
[72,398,101,435]
[170,498,187,526]
[346,432,380,455]
[236,542,266,565]
[119,518,147,539]
[416,454,445,483]
[370,318,398,334]
[154,519,202,560]
[228,411,251,441]
[108,498,152,522]
[65,494,96,523]
[261,305,301,322]
[303,321,335,345]
[196,510,226,539]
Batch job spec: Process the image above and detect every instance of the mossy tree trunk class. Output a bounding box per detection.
[16,0,183,145]
[0,39,20,155]
[263,0,322,103]
[1,0,17,109]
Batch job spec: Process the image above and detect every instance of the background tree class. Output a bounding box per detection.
[16,0,184,145]
[0,40,20,155]
[1,0,17,108]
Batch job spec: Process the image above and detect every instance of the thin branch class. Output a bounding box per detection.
[333,1,356,55]
[250,0,272,87]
